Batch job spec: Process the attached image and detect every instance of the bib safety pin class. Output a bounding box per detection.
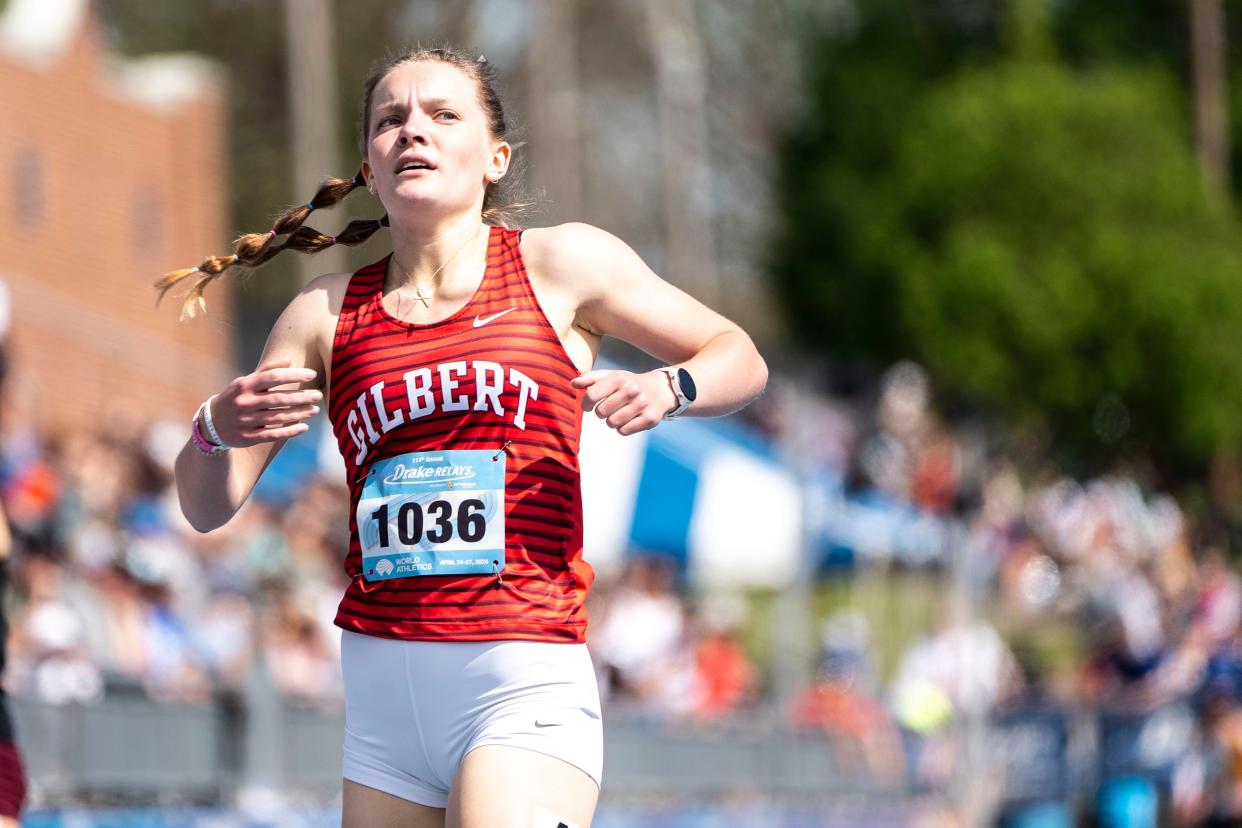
[492,441,512,461]
[492,559,504,586]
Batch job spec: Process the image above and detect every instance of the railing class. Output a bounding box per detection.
[13,691,1197,826]
[13,695,903,805]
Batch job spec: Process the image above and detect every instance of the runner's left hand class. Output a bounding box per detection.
[571,370,675,436]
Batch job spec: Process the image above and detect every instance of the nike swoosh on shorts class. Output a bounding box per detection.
[473,308,516,327]
[533,720,564,728]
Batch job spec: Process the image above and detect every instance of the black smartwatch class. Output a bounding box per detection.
[660,367,697,419]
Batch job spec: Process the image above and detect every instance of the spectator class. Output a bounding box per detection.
[686,596,758,718]
[791,612,904,781]
[8,554,102,705]
[591,555,685,705]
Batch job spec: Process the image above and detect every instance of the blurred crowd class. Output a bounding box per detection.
[3,412,349,709]
[7,361,1242,822]
[752,362,1242,823]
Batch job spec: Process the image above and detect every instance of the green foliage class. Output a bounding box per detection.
[773,3,1242,474]
[771,0,1002,365]
[891,61,1242,469]
[1052,0,1188,72]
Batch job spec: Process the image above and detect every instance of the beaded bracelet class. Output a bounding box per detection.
[190,409,228,456]
[199,395,235,450]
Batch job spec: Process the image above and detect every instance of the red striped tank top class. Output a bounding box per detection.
[327,225,592,642]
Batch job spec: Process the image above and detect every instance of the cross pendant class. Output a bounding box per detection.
[414,288,431,308]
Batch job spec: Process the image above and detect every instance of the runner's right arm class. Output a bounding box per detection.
[174,280,331,533]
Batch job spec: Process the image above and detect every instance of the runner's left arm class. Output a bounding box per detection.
[532,222,768,435]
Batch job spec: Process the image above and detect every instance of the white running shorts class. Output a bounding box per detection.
[341,630,604,808]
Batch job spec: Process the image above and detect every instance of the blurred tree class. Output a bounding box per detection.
[892,59,1242,472]
[1052,0,1242,201]
[772,0,1242,475]
[770,0,1002,368]
[1189,0,1230,196]
[1053,0,1188,71]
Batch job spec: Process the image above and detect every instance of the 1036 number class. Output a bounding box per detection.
[370,499,486,548]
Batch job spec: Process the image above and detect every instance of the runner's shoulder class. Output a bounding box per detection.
[520,222,629,298]
[268,272,353,345]
[263,273,353,380]
[275,271,355,326]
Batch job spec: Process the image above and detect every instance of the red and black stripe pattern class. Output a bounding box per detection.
[327,226,593,642]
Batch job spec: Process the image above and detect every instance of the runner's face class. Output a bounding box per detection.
[362,61,507,218]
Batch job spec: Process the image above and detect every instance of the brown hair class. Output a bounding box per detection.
[156,45,528,321]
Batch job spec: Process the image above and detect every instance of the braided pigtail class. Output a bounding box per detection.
[232,228,282,264]
[270,170,367,237]
[153,253,240,321]
[155,170,368,320]
[281,216,390,255]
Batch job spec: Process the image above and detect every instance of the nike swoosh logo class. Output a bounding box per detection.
[534,720,564,728]
[473,308,516,327]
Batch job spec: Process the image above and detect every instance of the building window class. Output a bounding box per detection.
[132,189,165,259]
[11,146,44,228]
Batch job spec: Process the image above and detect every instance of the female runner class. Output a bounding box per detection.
[159,47,767,828]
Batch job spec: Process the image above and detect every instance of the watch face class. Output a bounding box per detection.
[677,368,697,402]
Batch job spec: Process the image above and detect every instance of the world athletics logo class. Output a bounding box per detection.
[375,559,395,577]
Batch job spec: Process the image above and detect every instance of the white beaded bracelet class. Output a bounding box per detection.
[199,395,235,450]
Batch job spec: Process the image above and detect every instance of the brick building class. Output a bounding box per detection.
[0,0,233,434]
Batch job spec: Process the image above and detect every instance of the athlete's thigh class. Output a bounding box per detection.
[343,778,446,828]
[447,745,599,828]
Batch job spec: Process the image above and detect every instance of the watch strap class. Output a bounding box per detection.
[661,367,692,419]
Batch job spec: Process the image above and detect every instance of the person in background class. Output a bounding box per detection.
[0,502,27,826]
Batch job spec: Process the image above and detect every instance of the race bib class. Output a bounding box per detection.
[358,450,505,581]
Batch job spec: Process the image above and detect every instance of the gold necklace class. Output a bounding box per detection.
[391,224,484,317]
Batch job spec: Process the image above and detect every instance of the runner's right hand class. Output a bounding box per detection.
[208,356,322,447]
